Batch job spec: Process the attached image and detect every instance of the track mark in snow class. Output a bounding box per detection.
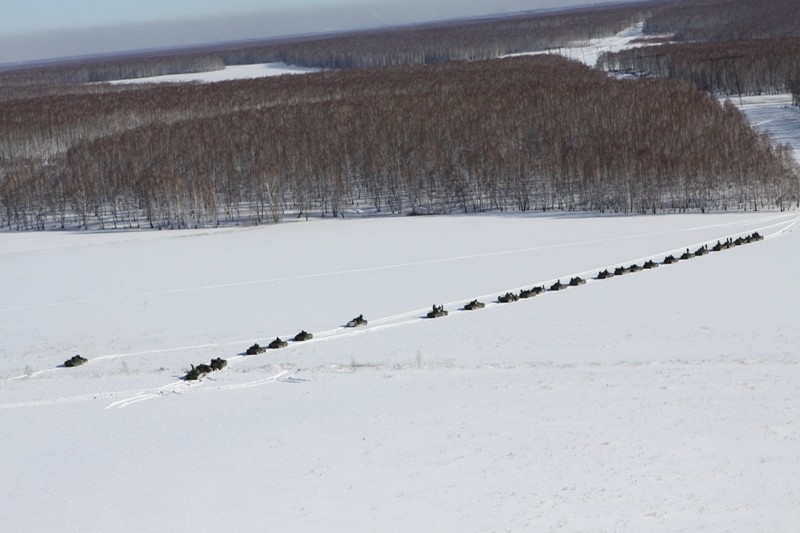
[105,369,290,407]
[105,369,290,408]
[0,369,291,410]
[0,392,108,410]
[105,380,194,409]
[7,338,285,381]
[200,370,291,392]
[275,214,800,340]
[0,382,187,410]
[6,214,796,384]
[0,214,790,314]
[219,213,799,347]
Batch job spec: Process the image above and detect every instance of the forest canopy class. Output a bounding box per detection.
[0,0,798,231]
[1,56,796,231]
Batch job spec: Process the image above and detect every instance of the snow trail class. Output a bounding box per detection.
[6,214,794,387]
[0,213,789,314]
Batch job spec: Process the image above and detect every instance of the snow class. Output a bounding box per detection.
[729,94,800,163]
[527,22,800,165]
[2,211,799,531]
[504,22,669,68]
[108,62,320,84]
[109,23,656,86]
[4,19,800,532]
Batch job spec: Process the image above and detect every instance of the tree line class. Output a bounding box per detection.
[595,0,800,97]
[643,0,800,42]
[1,55,796,231]
[597,38,800,96]
[230,3,652,70]
[0,53,226,103]
[0,1,653,101]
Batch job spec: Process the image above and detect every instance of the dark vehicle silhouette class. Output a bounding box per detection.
[64,355,88,368]
[268,337,288,349]
[294,330,313,342]
[246,343,266,355]
[519,286,545,298]
[346,314,368,327]
[464,299,485,310]
[426,305,448,318]
[597,269,614,279]
[184,363,213,381]
[498,292,519,303]
[210,358,227,371]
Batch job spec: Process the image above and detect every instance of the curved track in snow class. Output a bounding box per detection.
[0,213,788,315]
[2,213,795,410]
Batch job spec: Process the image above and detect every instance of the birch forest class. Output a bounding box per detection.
[0,0,798,231]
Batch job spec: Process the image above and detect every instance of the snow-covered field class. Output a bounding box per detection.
[546,22,800,165]
[111,22,651,85]
[732,94,800,162]
[5,18,800,532]
[2,211,799,531]
[504,22,667,68]
[109,62,320,84]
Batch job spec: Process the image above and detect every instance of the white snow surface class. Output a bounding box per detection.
[535,23,800,165]
[730,94,800,163]
[109,62,320,84]
[504,22,667,68]
[5,21,800,530]
[110,22,653,86]
[2,211,800,532]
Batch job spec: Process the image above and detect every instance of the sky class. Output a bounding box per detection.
[0,0,631,65]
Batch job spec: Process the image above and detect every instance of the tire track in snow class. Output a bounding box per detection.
[5,214,796,386]
[294,213,800,335]
[220,212,800,347]
[0,214,789,410]
[200,369,290,392]
[0,369,290,410]
[7,342,244,381]
[0,213,791,314]
[104,380,194,409]
[104,369,291,409]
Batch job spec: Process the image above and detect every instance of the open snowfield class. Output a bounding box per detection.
[2,211,799,532]
[110,21,652,86]
[504,22,668,68]
[732,94,800,163]
[5,17,800,532]
[109,62,320,84]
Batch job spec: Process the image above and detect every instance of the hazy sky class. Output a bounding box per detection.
[0,0,630,64]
